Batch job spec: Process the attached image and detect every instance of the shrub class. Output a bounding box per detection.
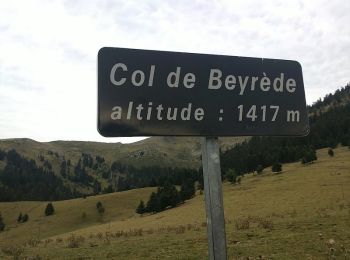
[0,213,5,231]
[256,164,264,174]
[272,162,282,173]
[234,218,250,230]
[96,201,105,215]
[22,214,29,222]
[17,212,22,223]
[98,207,105,214]
[25,237,40,247]
[328,148,334,157]
[66,234,85,248]
[1,244,24,260]
[45,203,54,216]
[96,201,102,209]
[226,169,238,183]
[301,148,317,164]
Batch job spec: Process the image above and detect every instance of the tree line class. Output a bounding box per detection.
[0,148,202,202]
[136,178,196,214]
[222,85,350,176]
[0,150,78,201]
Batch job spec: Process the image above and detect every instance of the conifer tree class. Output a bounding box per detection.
[136,200,146,214]
[226,169,238,183]
[22,214,29,222]
[17,212,22,223]
[180,179,195,202]
[301,148,317,164]
[272,162,282,173]
[45,203,55,216]
[146,192,160,213]
[0,213,5,231]
[328,148,334,157]
[256,165,264,174]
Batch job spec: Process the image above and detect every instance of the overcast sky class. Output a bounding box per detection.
[0,0,349,143]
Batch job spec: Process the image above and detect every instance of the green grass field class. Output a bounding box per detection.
[0,147,349,259]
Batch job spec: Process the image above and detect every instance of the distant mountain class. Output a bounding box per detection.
[0,136,245,169]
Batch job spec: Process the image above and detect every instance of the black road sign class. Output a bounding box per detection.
[98,47,309,137]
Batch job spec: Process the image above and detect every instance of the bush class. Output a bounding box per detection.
[66,234,85,248]
[45,203,54,216]
[226,169,238,183]
[328,148,334,157]
[1,244,24,259]
[256,164,264,174]
[0,213,5,231]
[22,214,29,222]
[17,212,22,223]
[96,201,105,215]
[17,212,28,223]
[272,162,282,173]
[301,148,317,164]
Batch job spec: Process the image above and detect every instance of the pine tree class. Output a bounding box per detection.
[146,192,160,213]
[256,165,264,174]
[136,200,146,214]
[0,213,5,231]
[301,148,317,164]
[22,214,29,222]
[272,163,282,173]
[180,179,195,202]
[226,169,238,183]
[328,148,334,157]
[96,201,105,215]
[17,212,23,223]
[45,203,55,216]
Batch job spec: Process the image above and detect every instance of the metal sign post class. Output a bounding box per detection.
[202,137,227,260]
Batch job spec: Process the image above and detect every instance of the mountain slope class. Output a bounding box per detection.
[0,147,349,259]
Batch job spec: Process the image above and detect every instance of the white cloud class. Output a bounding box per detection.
[0,0,349,142]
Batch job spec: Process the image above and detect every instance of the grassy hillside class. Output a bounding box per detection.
[0,187,156,245]
[0,147,349,259]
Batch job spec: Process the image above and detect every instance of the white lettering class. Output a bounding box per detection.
[180,103,192,120]
[260,73,271,91]
[273,73,284,92]
[131,70,145,87]
[225,75,236,90]
[148,65,155,86]
[110,63,127,86]
[238,76,249,95]
[127,102,133,119]
[167,67,181,88]
[111,106,122,120]
[208,69,222,89]
[194,108,204,121]
[183,73,196,88]
[286,78,296,93]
